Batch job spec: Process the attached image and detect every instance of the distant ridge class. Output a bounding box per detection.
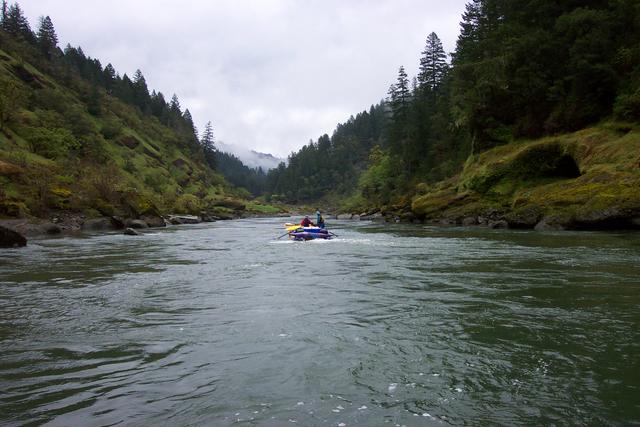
[216,141,284,170]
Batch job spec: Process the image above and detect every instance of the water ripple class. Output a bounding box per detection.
[1,219,639,425]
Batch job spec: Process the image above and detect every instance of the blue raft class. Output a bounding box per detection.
[288,226,331,241]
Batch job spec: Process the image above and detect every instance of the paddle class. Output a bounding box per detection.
[276,232,290,240]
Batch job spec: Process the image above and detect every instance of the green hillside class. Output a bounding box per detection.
[411,124,640,229]
[0,4,268,224]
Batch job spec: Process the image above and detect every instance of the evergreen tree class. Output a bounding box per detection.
[150,90,169,121]
[387,66,411,150]
[1,1,8,27]
[183,109,198,139]
[103,63,116,93]
[116,73,135,104]
[132,69,151,112]
[390,66,410,117]
[215,151,268,196]
[169,94,181,114]
[200,121,216,169]
[200,121,214,150]
[418,32,448,93]
[3,3,34,42]
[36,15,58,59]
[454,0,485,64]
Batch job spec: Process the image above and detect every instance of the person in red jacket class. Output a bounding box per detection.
[300,215,315,227]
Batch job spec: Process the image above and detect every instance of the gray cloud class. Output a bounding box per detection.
[25,0,468,157]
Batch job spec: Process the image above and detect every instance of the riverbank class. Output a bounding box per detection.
[0,207,292,246]
[335,124,640,232]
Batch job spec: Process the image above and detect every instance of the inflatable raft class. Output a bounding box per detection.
[284,223,332,241]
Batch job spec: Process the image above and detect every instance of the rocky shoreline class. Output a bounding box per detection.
[331,206,640,232]
[0,210,272,248]
[3,204,638,248]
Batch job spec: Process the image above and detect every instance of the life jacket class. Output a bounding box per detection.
[317,216,326,228]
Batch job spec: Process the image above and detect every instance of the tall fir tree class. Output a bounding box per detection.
[132,69,151,113]
[169,94,181,114]
[183,109,198,140]
[200,121,214,150]
[388,66,410,119]
[454,0,485,64]
[387,65,411,149]
[3,3,34,42]
[36,15,58,59]
[1,0,8,28]
[418,32,448,93]
[103,63,116,93]
[200,121,216,169]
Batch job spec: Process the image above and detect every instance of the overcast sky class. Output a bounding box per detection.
[24,1,468,157]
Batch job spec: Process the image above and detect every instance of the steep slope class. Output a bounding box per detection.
[0,46,248,224]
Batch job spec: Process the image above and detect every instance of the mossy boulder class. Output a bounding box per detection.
[0,200,28,217]
[459,141,581,195]
[409,126,640,230]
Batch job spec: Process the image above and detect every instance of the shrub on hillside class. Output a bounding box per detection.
[174,194,202,214]
[25,126,78,159]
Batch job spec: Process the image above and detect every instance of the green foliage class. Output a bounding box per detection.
[267,1,640,211]
[614,86,640,119]
[245,201,281,214]
[25,126,78,158]
[143,168,170,193]
[452,0,638,145]
[175,194,202,214]
[458,141,581,196]
[266,104,387,202]
[36,16,57,59]
[357,148,398,205]
[100,117,123,139]
[411,125,640,225]
[0,75,27,129]
[2,0,638,222]
[0,3,243,220]
[418,32,448,93]
[215,150,266,196]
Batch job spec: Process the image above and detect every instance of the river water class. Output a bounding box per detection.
[1,217,639,426]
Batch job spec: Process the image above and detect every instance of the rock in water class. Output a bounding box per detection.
[125,219,149,229]
[82,217,114,231]
[488,220,509,229]
[124,227,140,236]
[462,216,478,226]
[167,215,201,224]
[43,222,62,234]
[534,217,566,231]
[0,225,27,247]
[141,214,166,228]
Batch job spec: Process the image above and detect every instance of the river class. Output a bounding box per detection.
[1,217,639,426]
